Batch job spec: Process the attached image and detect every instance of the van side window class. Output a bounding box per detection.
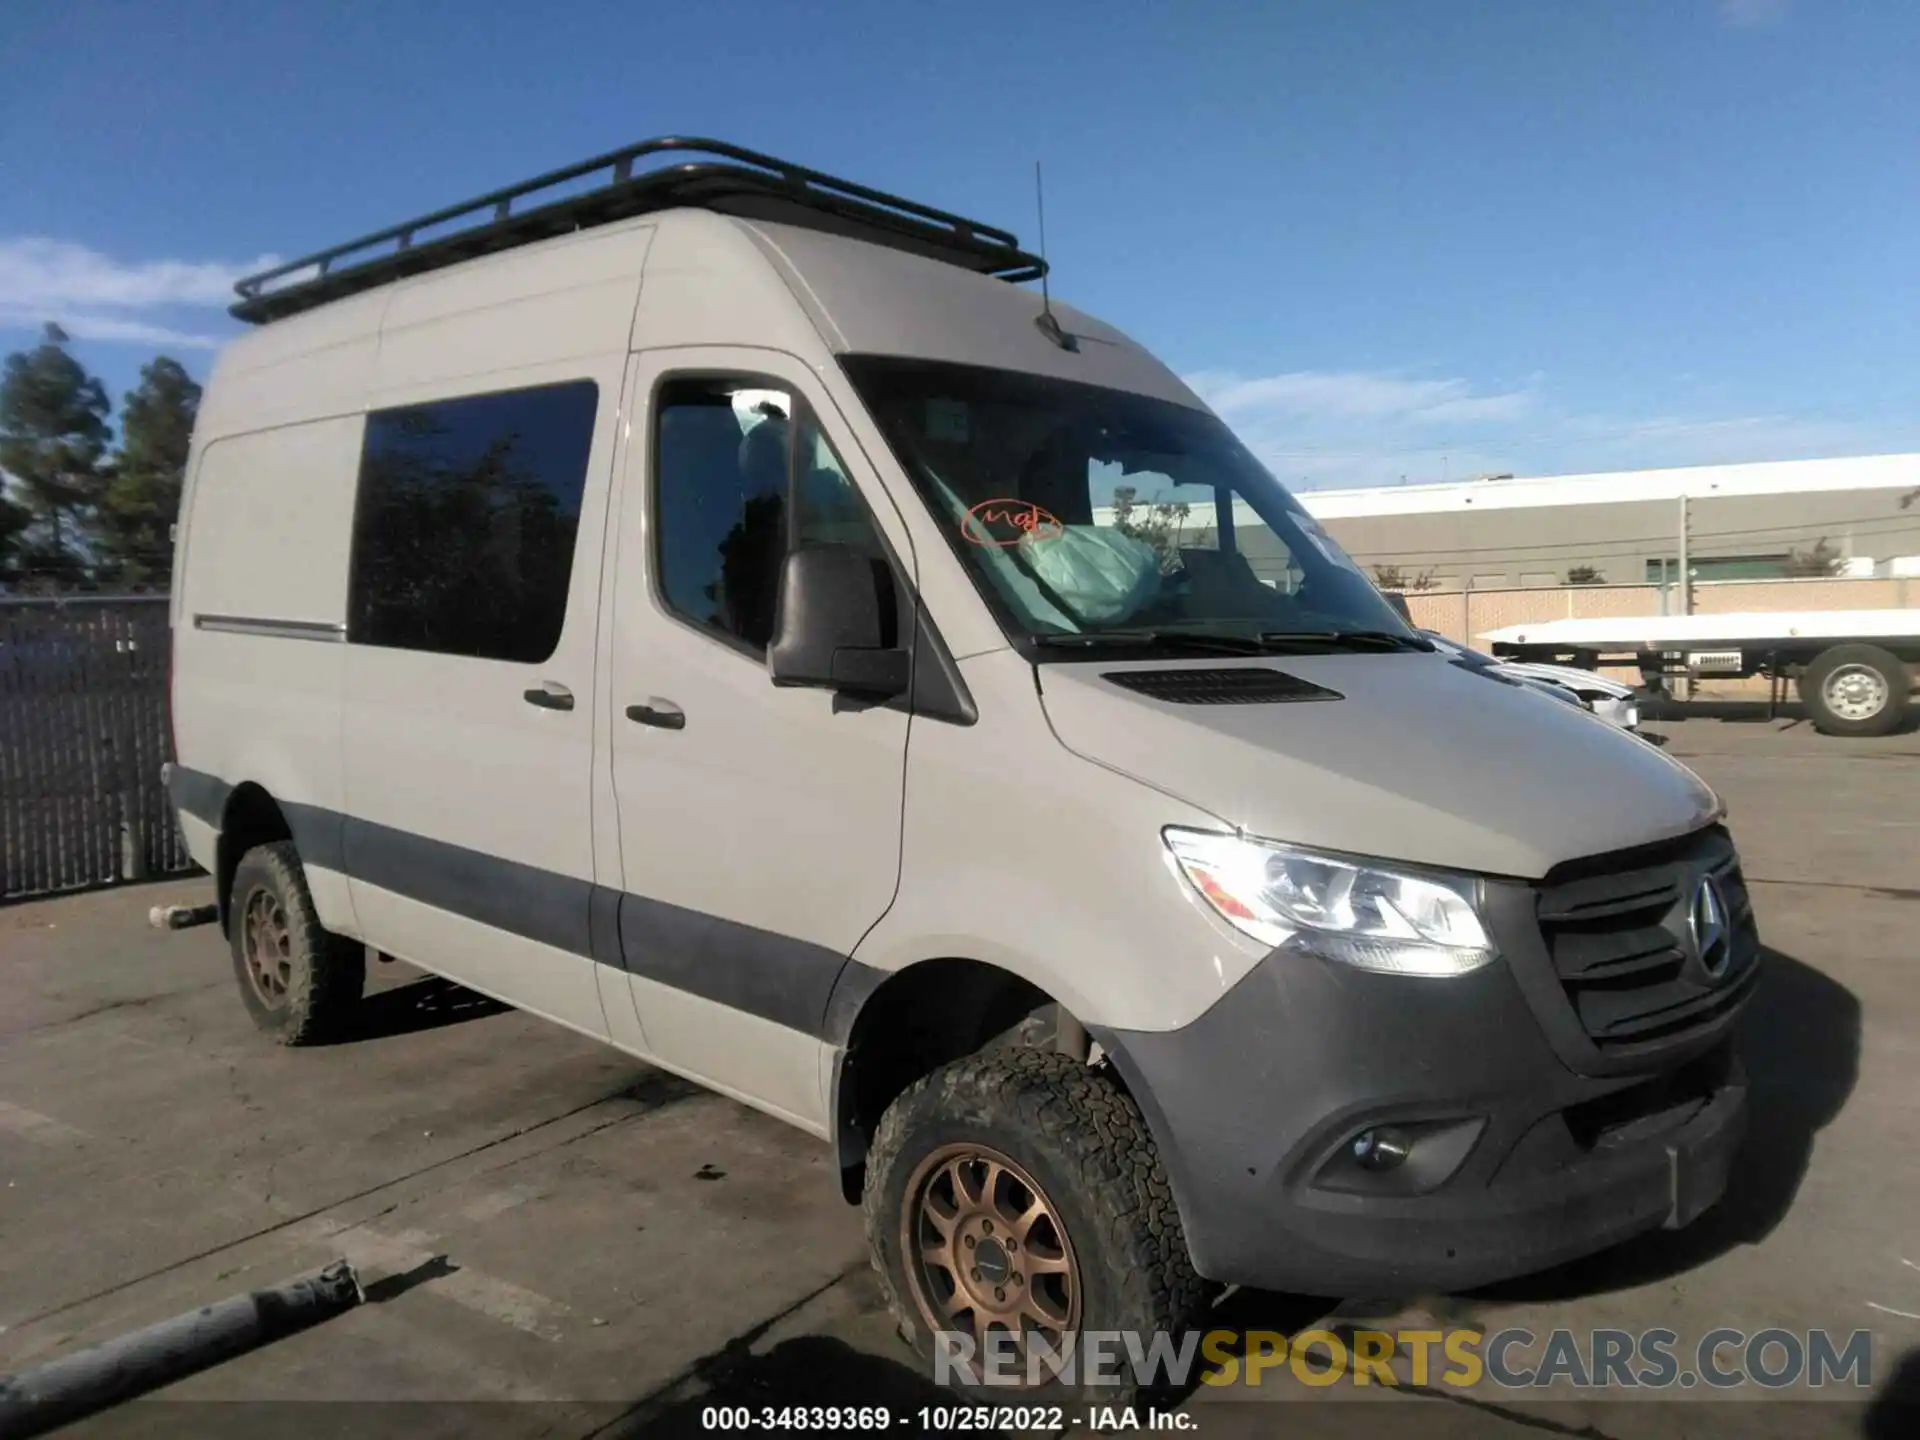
[348,380,599,663]
[653,378,885,653]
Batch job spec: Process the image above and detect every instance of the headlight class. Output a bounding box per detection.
[1162,828,1496,977]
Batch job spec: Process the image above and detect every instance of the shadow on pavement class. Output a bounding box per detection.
[327,974,510,1044]
[1644,694,1918,736]
[360,1252,461,1304]
[1646,695,1807,727]
[611,1335,953,1439]
[1475,944,1860,1303]
[1864,1346,1920,1439]
[1181,1286,1340,1370]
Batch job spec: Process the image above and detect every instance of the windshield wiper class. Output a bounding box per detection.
[1252,629,1436,653]
[1032,629,1275,656]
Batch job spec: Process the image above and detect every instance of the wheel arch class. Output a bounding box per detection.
[826,955,1089,1203]
[216,782,293,934]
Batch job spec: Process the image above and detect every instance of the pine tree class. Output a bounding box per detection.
[0,489,30,587]
[93,357,202,590]
[0,324,111,590]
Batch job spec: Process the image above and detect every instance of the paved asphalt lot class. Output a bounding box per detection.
[2,713,1917,1438]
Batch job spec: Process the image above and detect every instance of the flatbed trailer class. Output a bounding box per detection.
[1482,609,1920,736]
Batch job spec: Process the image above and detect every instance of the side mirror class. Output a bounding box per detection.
[767,545,911,698]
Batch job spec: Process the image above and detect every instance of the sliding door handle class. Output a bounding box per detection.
[626,700,686,731]
[524,682,575,711]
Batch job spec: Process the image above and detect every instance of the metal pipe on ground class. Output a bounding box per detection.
[147,903,219,931]
[0,1261,363,1440]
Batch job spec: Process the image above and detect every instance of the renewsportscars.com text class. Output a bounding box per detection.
[934,1326,1874,1391]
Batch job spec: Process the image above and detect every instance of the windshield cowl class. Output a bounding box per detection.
[1030,627,1435,660]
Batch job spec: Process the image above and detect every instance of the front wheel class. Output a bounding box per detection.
[1799,644,1912,737]
[229,841,365,1045]
[863,1048,1205,1405]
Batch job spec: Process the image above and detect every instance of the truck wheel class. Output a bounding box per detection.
[1799,644,1912,737]
[229,841,365,1045]
[864,1048,1205,1405]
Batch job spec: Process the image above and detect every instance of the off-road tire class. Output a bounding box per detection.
[1799,643,1912,737]
[864,1047,1206,1406]
[229,841,365,1045]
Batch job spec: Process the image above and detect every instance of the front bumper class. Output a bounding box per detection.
[1093,828,1757,1295]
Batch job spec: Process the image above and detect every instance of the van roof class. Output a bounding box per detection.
[231,137,1047,325]
[194,207,1203,443]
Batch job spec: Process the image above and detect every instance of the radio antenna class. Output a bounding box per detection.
[1032,160,1077,352]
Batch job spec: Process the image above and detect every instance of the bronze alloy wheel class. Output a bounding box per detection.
[899,1143,1082,1377]
[241,886,293,1006]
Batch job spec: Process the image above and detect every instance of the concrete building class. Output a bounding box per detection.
[1295,453,1920,590]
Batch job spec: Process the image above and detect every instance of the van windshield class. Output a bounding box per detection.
[839,355,1422,658]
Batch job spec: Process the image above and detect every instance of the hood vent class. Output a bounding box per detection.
[1101,667,1343,705]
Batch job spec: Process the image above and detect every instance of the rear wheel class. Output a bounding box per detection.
[864,1048,1205,1405]
[1799,644,1912,737]
[229,841,365,1045]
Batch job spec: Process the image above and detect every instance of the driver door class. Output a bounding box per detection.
[602,350,911,1132]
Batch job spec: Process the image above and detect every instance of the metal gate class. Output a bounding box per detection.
[1,597,194,902]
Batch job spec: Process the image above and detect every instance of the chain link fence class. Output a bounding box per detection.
[1,596,195,902]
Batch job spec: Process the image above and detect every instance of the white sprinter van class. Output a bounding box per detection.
[167,139,1758,1398]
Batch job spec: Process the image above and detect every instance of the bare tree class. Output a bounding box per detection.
[1110,486,1193,573]
[1372,562,1437,592]
[1782,537,1846,578]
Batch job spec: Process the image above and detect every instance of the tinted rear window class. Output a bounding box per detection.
[348,380,598,662]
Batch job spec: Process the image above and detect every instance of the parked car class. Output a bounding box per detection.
[166,138,1756,1402]
[1423,631,1641,733]
[1513,669,1593,710]
[1499,658,1642,733]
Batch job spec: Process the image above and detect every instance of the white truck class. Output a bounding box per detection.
[1483,609,1920,737]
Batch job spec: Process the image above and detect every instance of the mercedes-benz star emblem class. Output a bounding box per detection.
[1689,875,1731,979]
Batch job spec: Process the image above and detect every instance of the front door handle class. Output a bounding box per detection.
[626,699,686,731]
[524,682,575,712]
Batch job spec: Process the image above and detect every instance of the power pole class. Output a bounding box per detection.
[1677,494,1691,615]
[1676,494,1692,701]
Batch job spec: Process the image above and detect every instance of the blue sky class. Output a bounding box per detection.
[4,0,1916,489]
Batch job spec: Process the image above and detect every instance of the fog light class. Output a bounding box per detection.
[1350,1126,1412,1171]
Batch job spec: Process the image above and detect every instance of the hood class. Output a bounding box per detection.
[1037,653,1718,880]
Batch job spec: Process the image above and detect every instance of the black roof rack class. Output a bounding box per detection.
[231,137,1047,325]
